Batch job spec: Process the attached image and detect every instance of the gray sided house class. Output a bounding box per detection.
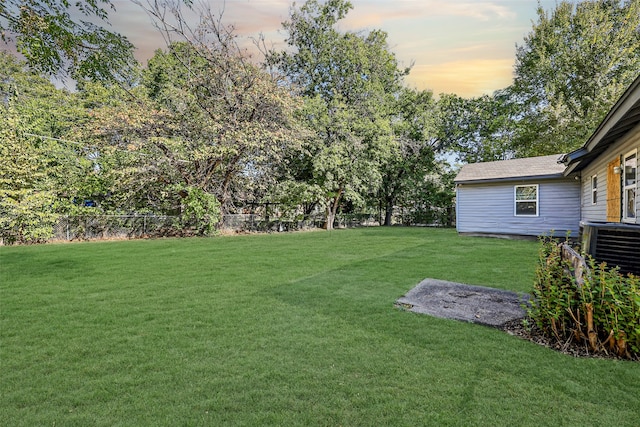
[561,75,640,275]
[455,155,580,238]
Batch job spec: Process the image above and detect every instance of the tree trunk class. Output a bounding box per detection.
[384,204,393,226]
[325,208,336,230]
[384,189,402,226]
[324,190,343,230]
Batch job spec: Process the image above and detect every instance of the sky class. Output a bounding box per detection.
[5,0,564,98]
[105,0,564,98]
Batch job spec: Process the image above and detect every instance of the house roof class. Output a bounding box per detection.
[562,75,640,175]
[454,154,566,184]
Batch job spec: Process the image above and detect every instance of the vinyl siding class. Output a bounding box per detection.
[456,179,580,236]
[581,124,640,224]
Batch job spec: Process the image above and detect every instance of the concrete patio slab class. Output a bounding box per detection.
[396,278,531,327]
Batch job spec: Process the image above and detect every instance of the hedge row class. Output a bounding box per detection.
[529,237,640,360]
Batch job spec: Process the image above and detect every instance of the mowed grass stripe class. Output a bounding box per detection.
[1,228,638,426]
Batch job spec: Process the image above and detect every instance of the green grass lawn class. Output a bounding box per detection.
[1,228,638,426]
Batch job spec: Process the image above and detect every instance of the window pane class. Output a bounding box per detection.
[626,188,636,219]
[625,153,636,186]
[516,186,537,201]
[516,201,537,216]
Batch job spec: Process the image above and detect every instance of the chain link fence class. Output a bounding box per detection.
[219,213,381,233]
[47,209,452,242]
[49,213,384,241]
[52,215,183,241]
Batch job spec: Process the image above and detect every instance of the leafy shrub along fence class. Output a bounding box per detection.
[530,237,640,359]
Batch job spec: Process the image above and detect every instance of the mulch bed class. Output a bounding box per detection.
[499,318,639,362]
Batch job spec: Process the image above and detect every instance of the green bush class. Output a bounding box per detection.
[0,190,59,245]
[179,186,221,236]
[529,236,640,359]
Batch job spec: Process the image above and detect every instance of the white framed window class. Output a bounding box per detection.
[515,184,538,216]
[623,149,637,222]
[591,175,598,205]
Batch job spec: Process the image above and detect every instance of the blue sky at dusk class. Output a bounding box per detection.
[3,0,565,97]
[108,0,562,97]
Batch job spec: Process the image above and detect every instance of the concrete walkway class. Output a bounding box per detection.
[396,278,531,327]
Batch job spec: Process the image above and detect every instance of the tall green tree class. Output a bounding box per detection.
[82,2,301,219]
[511,0,640,156]
[0,52,90,243]
[0,0,136,81]
[268,0,408,229]
[376,88,443,225]
[0,103,59,244]
[439,90,517,163]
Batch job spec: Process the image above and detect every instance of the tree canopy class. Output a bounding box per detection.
[267,0,412,229]
[440,0,640,162]
[0,51,90,243]
[439,90,517,163]
[3,0,638,241]
[510,0,640,156]
[78,2,303,219]
[0,0,137,81]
